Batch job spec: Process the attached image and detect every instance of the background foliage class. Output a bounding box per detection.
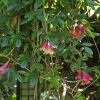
[0,0,100,100]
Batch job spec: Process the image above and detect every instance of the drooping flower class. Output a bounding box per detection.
[78,24,86,30]
[71,25,80,38]
[77,24,86,33]
[75,70,93,85]
[40,40,54,54]
[71,24,86,38]
[0,60,10,74]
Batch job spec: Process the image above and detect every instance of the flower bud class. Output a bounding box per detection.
[0,60,10,74]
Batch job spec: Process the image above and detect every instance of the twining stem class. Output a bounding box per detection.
[83,74,100,91]
[72,80,80,94]
[34,79,38,100]
[61,78,76,100]
[92,37,100,59]
[50,55,54,68]
[0,53,31,72]
[6,47,15,56]
[40,76,49,81]
[43,0,47,33]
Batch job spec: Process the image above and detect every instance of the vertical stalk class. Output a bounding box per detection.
[92,38,100,59]
[34,79,38,100]
[43,0,48,33]
[16,0,21,100]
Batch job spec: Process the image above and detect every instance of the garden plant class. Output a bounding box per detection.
[0,0,100,100]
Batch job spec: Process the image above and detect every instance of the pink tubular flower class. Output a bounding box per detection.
[77,24,86,33]
[78,24,86,30]
[71,24,86,38]
[40,40,54,54]
[71,25,81,38]
[0,60,10,74]
[75,70,93,85]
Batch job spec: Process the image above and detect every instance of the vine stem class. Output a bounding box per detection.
[43,0,47,33]
[61,78,76,100]
[83,74,100,91]
[0,53,31,72]
[41,56,49,67]
[82,37,100,92]
[34,79,38,100]
[7,47,15,56]
[72,80,80,94]
[92,37,100,59]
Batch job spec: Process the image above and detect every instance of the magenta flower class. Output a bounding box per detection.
[77,24,86,33]
[75,70,93,85]
[0,60,10,74]
[40,40,54,54]
[71,25,80,38]
[71,24,86,38]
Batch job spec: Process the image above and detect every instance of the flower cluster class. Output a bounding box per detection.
[39,24,86,54]
[75,70,93,85]
[71,24,86,38]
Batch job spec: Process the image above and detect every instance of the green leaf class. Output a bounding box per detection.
[0,15,10,24]
[1,38,8,47]
[22,0,33,5]
[94,88,100,99]
[20,19,28,25]
[70,63,79,72]
[87,30,95,38]
[34,0,43,10]
[16,74,23,82]
[18,54,30,62]
[25,11,34,22]
[65,94,74,100]
[57,18,64,27]
[36,14,45,21]
[84,47,93,55]
[1,0,8,6]
[32,62,44,71]
[77,97,84,100]
[3,48,11,55]
[7,67,16,80]
[75,92,81,98]
[82,42,93,46]
[32,30,42,39]
[18,70,26,74]
[30,78,36,87]
[24,43,29,52]
[95,7,100,15]
[50,77,60,89]
[21,61,28,68]
[15,39,22,48]
[75,91,85,100]
[11,34,18,43]
[6,3,17,11]
[85,0,96,8]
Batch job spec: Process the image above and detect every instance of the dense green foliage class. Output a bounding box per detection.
[0,0,100,100]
